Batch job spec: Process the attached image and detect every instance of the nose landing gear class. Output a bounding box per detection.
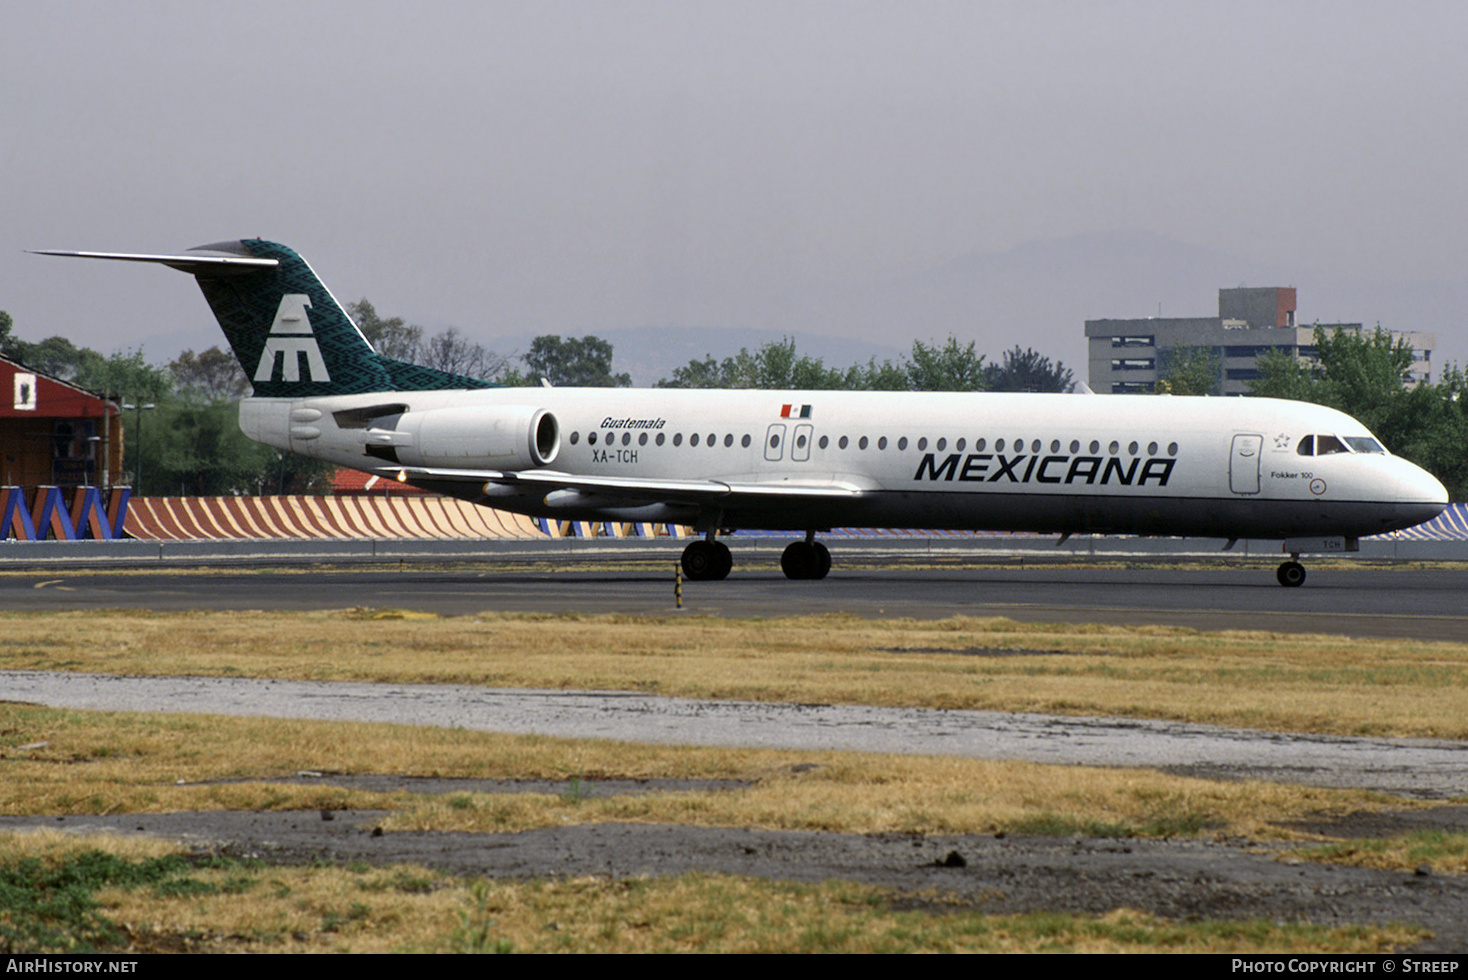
[1273,537,1356,588]
[1276,559,1306,588]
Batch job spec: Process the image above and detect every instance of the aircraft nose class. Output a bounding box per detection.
[1399,459,1449,506]
[1389,458,1449,532]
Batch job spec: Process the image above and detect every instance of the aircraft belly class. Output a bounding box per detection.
[421,471,1433,540]
[715,492,1426,539]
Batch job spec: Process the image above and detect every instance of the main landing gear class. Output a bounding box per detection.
[681,534,732,581]
[780,533,831,580]
[679,531,833,582]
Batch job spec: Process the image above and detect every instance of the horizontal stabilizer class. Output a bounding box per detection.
[30,248,278,277]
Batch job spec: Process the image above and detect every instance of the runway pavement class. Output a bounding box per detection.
[1,559,1465,640]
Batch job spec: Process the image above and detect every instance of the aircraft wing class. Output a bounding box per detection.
[386,466,870,500]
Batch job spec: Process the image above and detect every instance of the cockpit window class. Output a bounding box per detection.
[1297,434,1386,456]
[1344,436,1386,454]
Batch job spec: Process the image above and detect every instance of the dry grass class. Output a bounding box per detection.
[2,598,1460,953]
[1284,833,1468,874]
[2,609,1467,738]
[0,831,1423,954]
[0,703,1422,841]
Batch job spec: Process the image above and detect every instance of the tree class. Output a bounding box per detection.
[1250,326,1415,433]
[1311,326,1418,436]
[169,347,249,401]
[1409,363,1468,499]
[658,335,1016,392]
[1250,326,1468,499]
[347,298,424,363]
[850,355,912,391]
[524,335,631,387]
[982,345,1075,393]
[1156,346,1221,396]
[658,338,863,390]
[657,354,726,389]
[904,337,987,391]
[76,348,173,406]
[1250,347,1319,403]
[5,335,100,381]
[420,327,507,381]
[347,298,507,382]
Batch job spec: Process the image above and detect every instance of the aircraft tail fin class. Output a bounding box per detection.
[33,240,494,397]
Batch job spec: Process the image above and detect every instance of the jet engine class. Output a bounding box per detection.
[392,406,560,470]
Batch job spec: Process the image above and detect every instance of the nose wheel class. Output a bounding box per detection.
[681,539,733,581]
[1276,560,1306,588]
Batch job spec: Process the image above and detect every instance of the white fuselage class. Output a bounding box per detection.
[240,388,1448,540]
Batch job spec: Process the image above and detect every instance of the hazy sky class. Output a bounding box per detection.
[5,1,1467,368]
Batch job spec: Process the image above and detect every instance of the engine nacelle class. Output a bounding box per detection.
[395,406,559,470]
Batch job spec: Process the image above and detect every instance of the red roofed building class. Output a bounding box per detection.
[329,467,431,495]
[0,355,122,489]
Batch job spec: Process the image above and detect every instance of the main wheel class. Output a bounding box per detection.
[683,540,732,581]
[812,541,831,579]
[781,541,832,580]
[781,541,818,579]
[1276,561,1306,588]
[710,541,733,580]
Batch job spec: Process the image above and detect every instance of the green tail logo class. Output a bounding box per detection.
[33,239,498,396]
[255,294,331,384]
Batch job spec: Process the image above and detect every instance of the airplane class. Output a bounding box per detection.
[35,239,1449,587]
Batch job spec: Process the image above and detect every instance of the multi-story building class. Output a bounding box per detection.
[1084,287,1435,395]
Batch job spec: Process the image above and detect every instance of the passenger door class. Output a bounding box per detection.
[1229,433,1262,494]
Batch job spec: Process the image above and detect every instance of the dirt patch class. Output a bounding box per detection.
[1283,805,1468,840]
[4,798,1467,953]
